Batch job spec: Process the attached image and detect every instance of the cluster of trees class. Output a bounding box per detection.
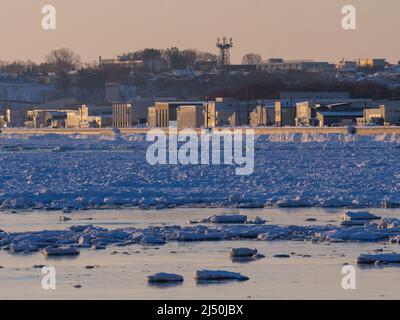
[242,53,263,65]
[0,47,266,76]
[0,48,81,75]
[124,49,264,69]
[121,48,217,71]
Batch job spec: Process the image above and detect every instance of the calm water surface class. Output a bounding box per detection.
[1,207,399,299]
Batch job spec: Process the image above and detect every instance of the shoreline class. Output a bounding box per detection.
[3,126,400,136]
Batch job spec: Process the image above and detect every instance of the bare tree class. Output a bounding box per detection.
[45,48,81,73]
[242,53,262,65]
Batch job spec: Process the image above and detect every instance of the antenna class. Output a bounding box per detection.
[216,37,233,66]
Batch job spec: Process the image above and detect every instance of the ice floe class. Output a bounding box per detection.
[229,248,258,258]
[357,253,400,264]
[341,211,381,221]
[147,273,184,283]
[43,247,80,256]
[2,213,400,256]
[190,215,248,224]
[195,270,249,282]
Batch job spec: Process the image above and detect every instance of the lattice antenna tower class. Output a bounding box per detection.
[216,37,233,65]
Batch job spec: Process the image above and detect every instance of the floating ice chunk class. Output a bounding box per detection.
[78,236,91,247]
[195,270,249,281]
[147,273,184,283]
[274,254,290,258]
[140,235,166,246]
[325,228,388,242]
[379,218,400,229]
[43,247,80,256]
[246,216,266,225]
[390,236,400,244]
[93,244,106,250]
[357,253,400,264]
[341,211,381,221]
[341,220,368,227]
[210,215,247,224]
[167,231,221,242]
[229,248,258,258]
[9,243,39,253]
[191,215,248,224]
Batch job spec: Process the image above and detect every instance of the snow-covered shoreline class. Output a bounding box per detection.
[0,133,399,210]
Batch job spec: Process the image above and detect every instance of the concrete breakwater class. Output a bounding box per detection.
[2,126,400,136]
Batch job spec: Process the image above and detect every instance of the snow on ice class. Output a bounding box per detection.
[2,214,400,256]
[195,270,249,282]
[147,273,184,283]
[357,253,400,264]
[0,133,400,210]
[229,248,258,258]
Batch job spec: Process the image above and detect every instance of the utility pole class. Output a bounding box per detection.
[205,96,209,129]
[246,88,250,126]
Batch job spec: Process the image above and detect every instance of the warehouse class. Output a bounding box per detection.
[362,102,400,125]
[147,101,205,128]
[112,102,132,128]
[317,110,363,127]
[176,105,204,129]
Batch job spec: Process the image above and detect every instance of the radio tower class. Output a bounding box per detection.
[216,37,233,66]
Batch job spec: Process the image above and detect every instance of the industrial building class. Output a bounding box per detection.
[249,102,295,127]
[256,59,335,73]
[112,102,132,128]
[25,105,101,128]
[0,109,10,128]
[296,101,363,127]
[337,60,358,72]
[281,92,351,101]
[249,105,271,127]
[204,98,255,127]
[147,97,297,129]
[317,111,363,127]
[360,102,400,126]
[357,58,386,68]
[176,105,204,129]
[147,101,205,128]
[86,104,113,128]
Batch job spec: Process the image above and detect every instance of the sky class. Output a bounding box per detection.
[0,0,399,64]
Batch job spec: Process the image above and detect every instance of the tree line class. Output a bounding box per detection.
[0,47,266,75]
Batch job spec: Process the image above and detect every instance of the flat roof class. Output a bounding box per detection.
[318,111,363,117]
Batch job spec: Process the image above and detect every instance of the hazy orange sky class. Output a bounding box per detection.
[0,0,399,64]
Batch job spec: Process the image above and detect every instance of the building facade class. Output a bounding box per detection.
[362,102,400,125]
[176,105,204,129]
[112,102,132,128]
